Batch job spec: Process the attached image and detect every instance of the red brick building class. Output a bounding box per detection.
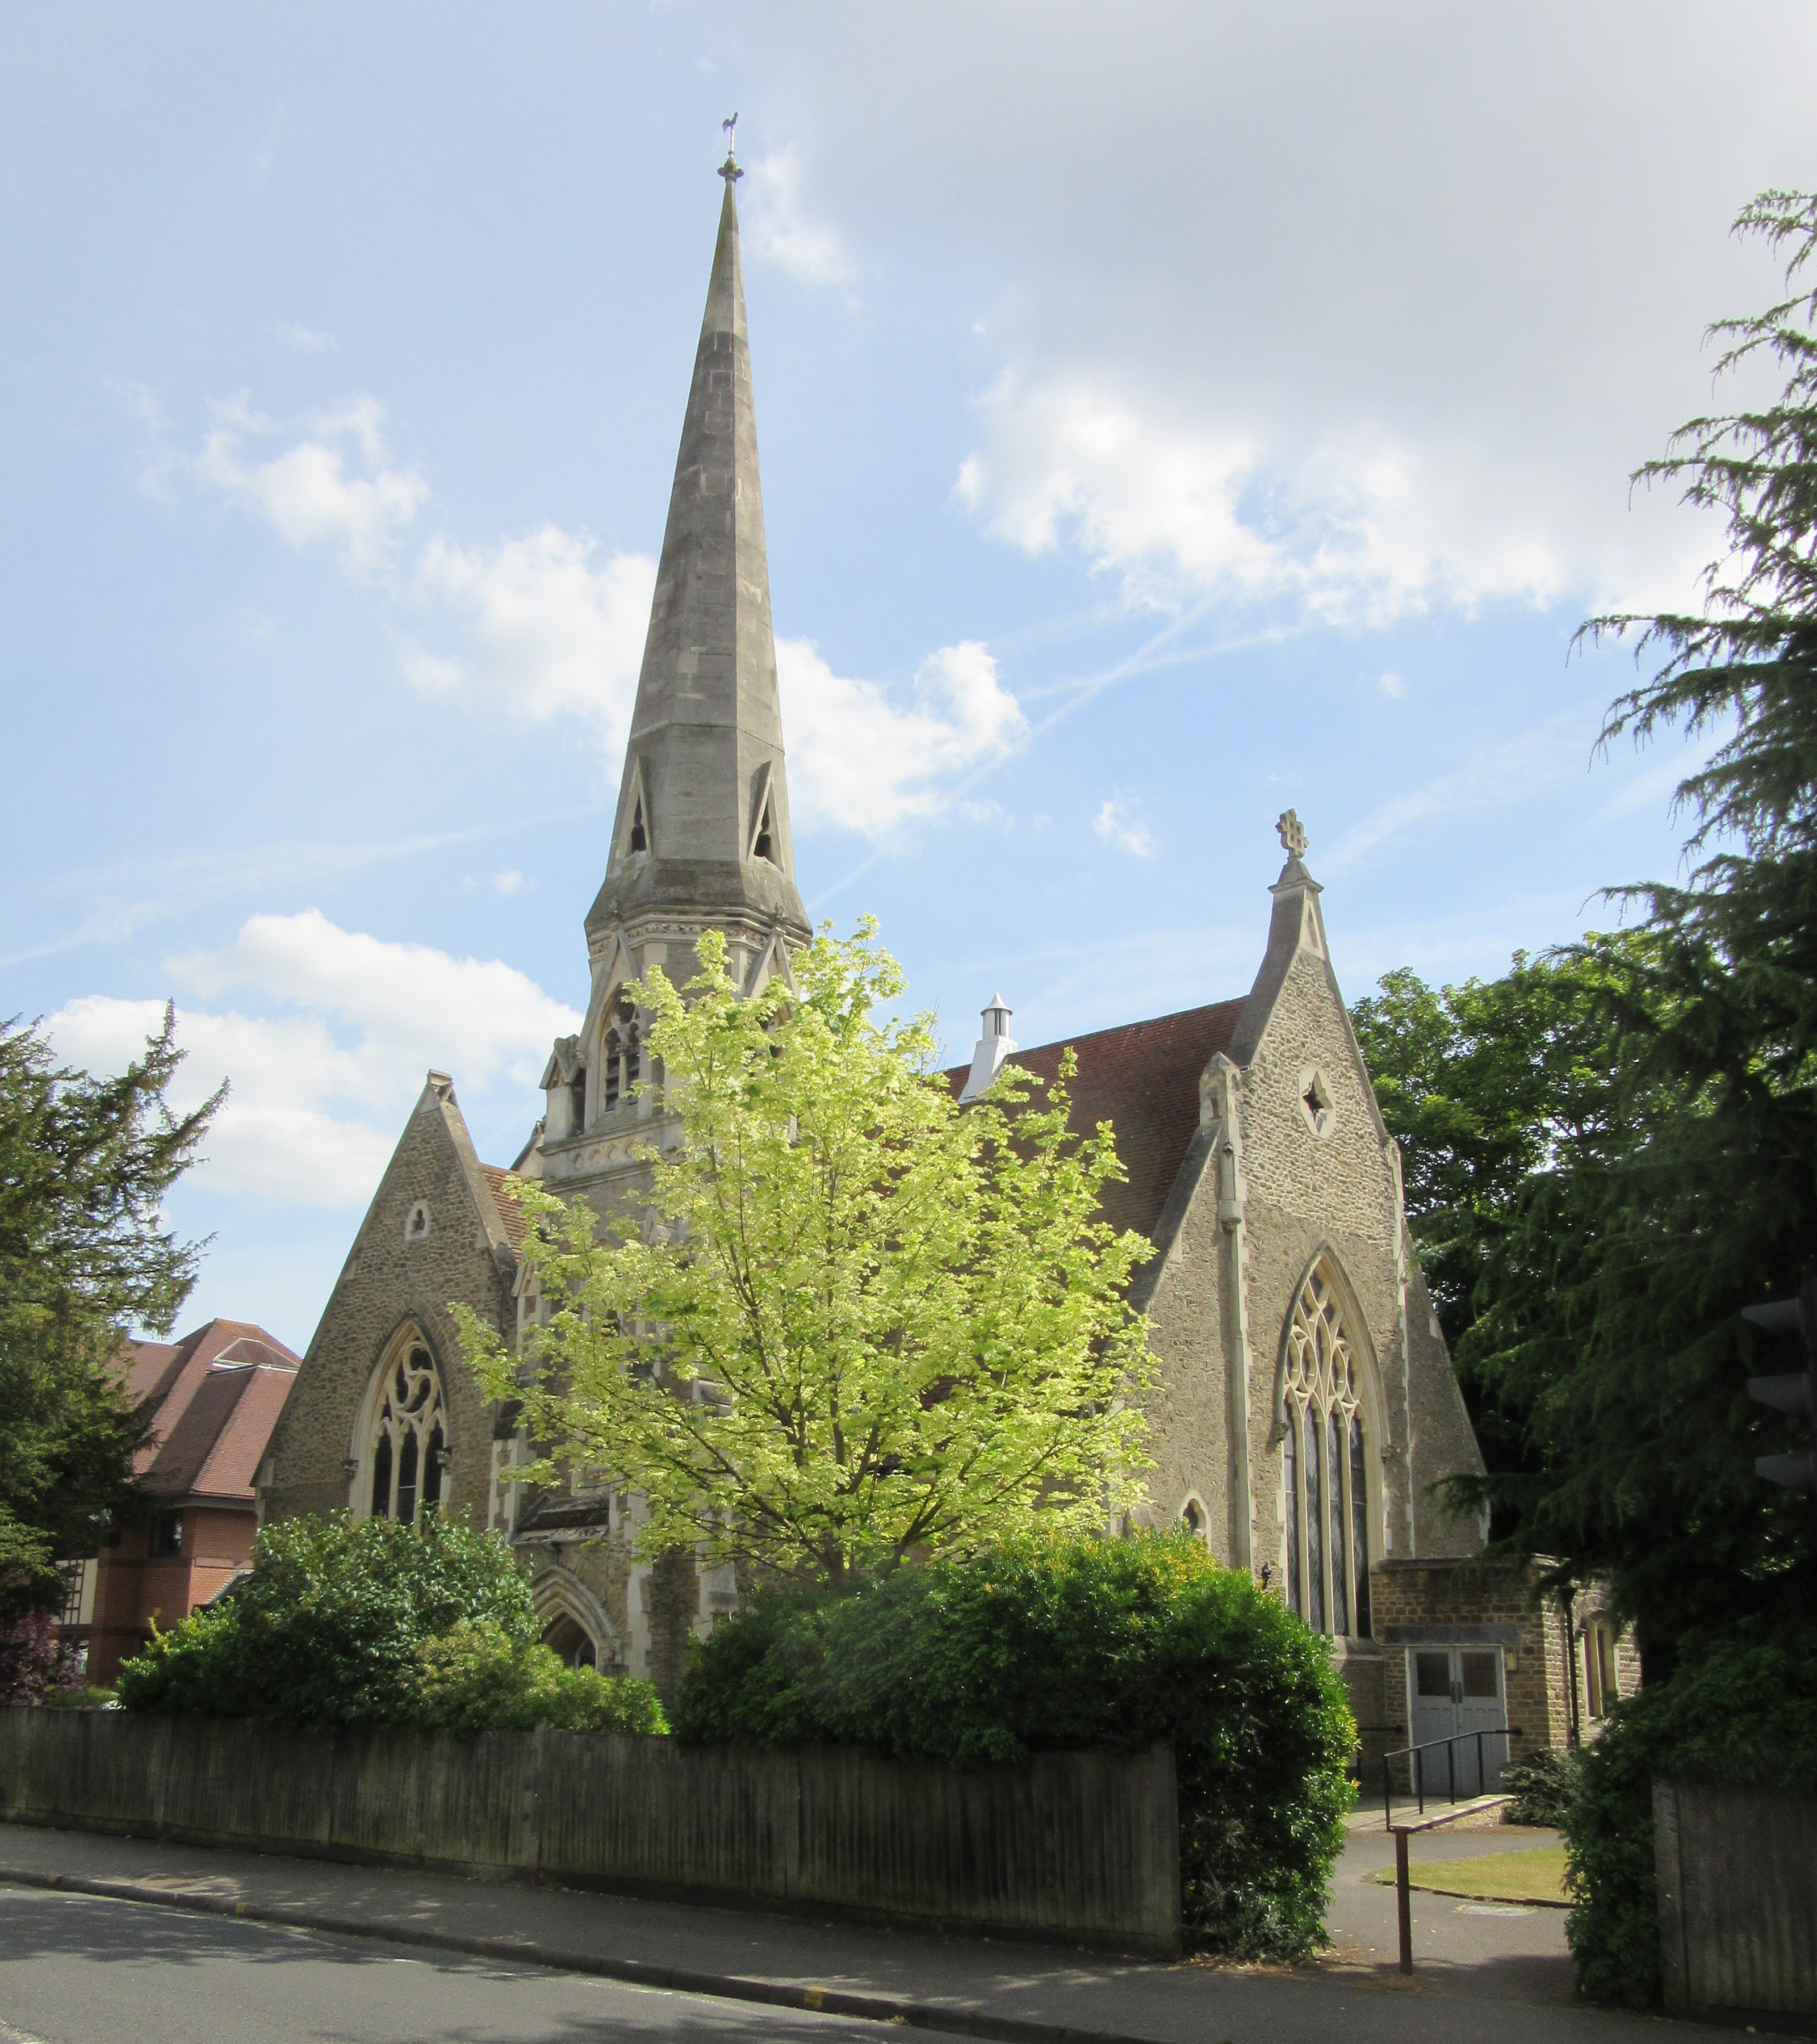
[57,1320,299,1685]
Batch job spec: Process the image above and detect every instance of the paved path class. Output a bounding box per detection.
[0,1820,1751,2044]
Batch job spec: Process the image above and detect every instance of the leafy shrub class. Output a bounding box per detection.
[1565,1625,1817,2008]
[414,1619,666,1736]
[676,1532,1355,1959]
[1501,1746,1578,1828]
[0,1608,83,1703]
[117,1510,663,1739]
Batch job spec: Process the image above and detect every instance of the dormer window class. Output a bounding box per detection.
[629,797,648,855]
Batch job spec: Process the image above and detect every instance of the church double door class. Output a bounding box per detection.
[1408,1646,1509,1795]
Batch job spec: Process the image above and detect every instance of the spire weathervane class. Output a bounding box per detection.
[1276,809,1308,860]
[719,112,742,182]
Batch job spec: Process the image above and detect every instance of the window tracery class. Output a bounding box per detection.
[367,1341,447,1525]
[1280,1263,1372,1637]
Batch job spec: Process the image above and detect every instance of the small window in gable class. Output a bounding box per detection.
[568,1069,587,1134]
[405,1200,431,1244]
[629,797,648,855]
[1299,1066,1335,1140]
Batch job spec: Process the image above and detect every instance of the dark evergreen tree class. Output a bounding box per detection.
[0,1008,219,1618]
[1349,936,1654,1522]
[1358,193,1817,1676]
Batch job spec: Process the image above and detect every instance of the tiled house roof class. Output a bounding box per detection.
[479,1164,530,1251]
[948,999,1246,1241]
[126,1320,301,1505]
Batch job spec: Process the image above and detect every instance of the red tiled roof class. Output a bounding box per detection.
[480,1164,530,1251]
[947,999,1246,1242]
[125,1320,300,1505]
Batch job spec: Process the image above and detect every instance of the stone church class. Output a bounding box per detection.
[260,157,1588,1764]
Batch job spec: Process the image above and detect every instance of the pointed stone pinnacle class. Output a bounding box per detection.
[588,167,808,946]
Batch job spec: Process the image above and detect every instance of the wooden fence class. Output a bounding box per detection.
[1655,1777,1817,2024]
[0,1707,1180,1954]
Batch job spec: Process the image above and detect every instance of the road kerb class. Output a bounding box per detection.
[0,1866,1168,2044]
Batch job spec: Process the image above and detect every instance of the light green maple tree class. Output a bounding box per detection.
[458,922,1153,1588]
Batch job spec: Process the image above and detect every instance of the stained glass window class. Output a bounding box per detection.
[1279,1264,1374,1637]
[366,1343,446,1525]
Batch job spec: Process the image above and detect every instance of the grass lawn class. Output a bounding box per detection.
[1369,1844,1569,1906]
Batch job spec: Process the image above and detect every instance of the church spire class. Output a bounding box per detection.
[586,146,810,949]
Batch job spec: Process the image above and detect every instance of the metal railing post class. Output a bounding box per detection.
[1396,1829,1413,1973]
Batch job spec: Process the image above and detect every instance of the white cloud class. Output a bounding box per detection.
[273,321,338,355]
[778,637,1027,836]
[493,867,526,895]
[178,909,577,1092]
[408,528,655,755]
[1092,793,1155,857]
[48,912,579,1209]
[959,370,1575,626]
[192,396,657,760]
[738,7,1805,628]
[198,393,427,577]
[742,148,857,295]
[1378,671,1406,700]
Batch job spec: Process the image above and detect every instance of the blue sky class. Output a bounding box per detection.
[5,3,1813,1349]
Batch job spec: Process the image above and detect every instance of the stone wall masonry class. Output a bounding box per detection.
[0,1708,1181,1956]
[1367,1557,1572,1781]
[1137,1163,1231,1550]
[263,1085,514,1528]
[1237,949,1419,1590]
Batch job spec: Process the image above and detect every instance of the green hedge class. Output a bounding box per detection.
[1565,1626,1817,2008]
[1501,1747,1578,1828]
[115,1511,666,1739]
[676,1532,1354,1959]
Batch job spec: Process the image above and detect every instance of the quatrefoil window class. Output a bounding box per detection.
[1299,1067,1334,1140]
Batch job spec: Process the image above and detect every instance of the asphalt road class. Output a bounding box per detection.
[0,1887,977,2044]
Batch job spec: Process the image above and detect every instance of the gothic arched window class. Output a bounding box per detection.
[1280,1263,1374,1637]
[365,1340,447,1526]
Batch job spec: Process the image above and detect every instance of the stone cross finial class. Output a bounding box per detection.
[719,112,741,181]
[1276,809,1308,860]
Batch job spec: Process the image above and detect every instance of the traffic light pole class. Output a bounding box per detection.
[1743,1274,1817,1493]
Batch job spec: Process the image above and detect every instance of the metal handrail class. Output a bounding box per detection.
[1381,1724,1522,1831]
